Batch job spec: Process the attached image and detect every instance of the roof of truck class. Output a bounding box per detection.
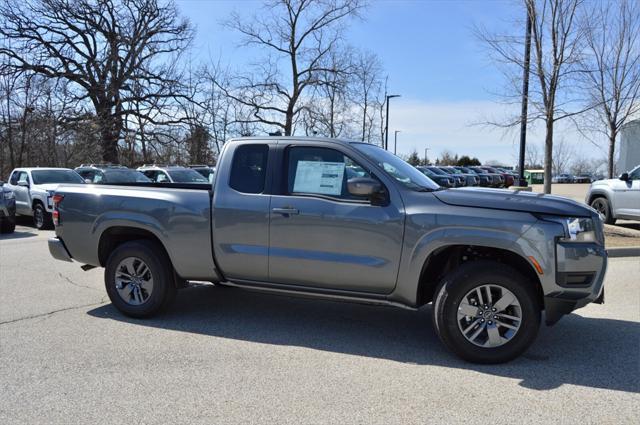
[11,167,74,172]
[228,136,358,146]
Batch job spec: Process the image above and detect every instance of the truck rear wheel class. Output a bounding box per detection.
[432,260,540,364]
[104,240,176,318]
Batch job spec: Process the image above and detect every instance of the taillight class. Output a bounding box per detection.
[52,194,64,226]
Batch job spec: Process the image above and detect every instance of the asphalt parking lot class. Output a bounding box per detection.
[1,223,638,424]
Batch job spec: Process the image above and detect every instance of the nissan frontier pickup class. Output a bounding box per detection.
[48,137,607,363]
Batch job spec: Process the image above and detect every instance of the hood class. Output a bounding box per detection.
[591,178,618,186]
[32,183,63,192]
[433,187,593,217]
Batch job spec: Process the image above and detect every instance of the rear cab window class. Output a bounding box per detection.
[230,144,269,194]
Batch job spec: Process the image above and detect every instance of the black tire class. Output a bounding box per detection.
[33,203,53,230]
[432,260,541,364]
[590,197,616,225]
[104,240,176,318]
[0,218,16,234]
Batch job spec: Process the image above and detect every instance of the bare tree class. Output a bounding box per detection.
[525,142,543,168]
[579,0,640,178]
[551,137,573,175]
[307,48,356,138]
[478,0,587,193]
[351,49,383,142]
[0,0,194,163]
[225,0,364,136]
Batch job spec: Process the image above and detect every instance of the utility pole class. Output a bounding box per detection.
[394,130,401,155]
[517,6,532,188]
[424,147,430,165]
[384,94,400,150]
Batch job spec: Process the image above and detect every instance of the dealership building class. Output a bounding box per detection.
[619,119,640,174]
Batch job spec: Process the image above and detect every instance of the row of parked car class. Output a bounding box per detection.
[75,164,216,184]
[0,164,216,231]
[552,173,598,184]
[416,165,517,188]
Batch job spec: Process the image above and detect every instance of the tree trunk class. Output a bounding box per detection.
[543,119,553,194]
[96,106,120,163]
[284,106,294,136]
[607,134,616,178]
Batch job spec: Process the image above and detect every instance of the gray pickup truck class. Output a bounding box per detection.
[48,137,607,363]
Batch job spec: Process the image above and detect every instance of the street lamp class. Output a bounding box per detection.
[384,94,400,150]
[424,147,430,165]
[517,7,532,187]
[394,130,401,155]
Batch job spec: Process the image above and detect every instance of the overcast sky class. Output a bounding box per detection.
[177,0,607,165]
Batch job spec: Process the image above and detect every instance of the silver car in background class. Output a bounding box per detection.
[586,165,640,224]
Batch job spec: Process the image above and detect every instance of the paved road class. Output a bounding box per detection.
[1,224,639,424]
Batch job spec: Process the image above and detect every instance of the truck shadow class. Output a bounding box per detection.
[0,228,37,240]
[87,284,639,394]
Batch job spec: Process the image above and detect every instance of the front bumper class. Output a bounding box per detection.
[48,237,73,262]
[0,198,16,220]
[544,242,608,325]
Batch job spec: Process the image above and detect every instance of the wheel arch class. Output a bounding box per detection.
[416,244,544,309]
[98,226,170,268]
[31,198,45,209]
[586,189,610,206]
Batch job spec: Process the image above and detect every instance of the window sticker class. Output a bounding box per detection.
[293,161,345,195]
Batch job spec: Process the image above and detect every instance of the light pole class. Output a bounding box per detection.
[394,130,401,155]
[424,147,430,165]
[517,7,532,187]
[384,94,400,150]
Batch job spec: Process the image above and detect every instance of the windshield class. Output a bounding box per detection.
[352,143,440,191]
[167,169,209,183]
[104,170,151,183]
[31,170,84,184]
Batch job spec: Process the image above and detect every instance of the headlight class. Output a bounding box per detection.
[560,217,597,242]
[3,190,14,200]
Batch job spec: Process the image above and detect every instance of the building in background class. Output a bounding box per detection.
[618,119,640,173]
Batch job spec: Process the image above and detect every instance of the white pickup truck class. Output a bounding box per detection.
[5,167,85,229]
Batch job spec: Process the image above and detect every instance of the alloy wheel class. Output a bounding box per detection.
[457,284,522,348]
[114,257,154,305]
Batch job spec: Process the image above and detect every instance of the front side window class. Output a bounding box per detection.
[629,166,640,180]
[230,144,269,194]
[286,146,374,200]
[156,172,169,183]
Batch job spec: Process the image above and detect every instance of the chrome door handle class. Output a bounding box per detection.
[272,207,299,215]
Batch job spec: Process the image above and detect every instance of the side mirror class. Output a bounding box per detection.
[619,172,629,181]
[347,177,383,198]
[84,179,92,184]
[17,180,29,187]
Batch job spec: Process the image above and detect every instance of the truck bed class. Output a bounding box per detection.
[54,183,217,280]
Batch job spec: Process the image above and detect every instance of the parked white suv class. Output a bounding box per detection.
[6,168,84,229]
[586,165,640,224]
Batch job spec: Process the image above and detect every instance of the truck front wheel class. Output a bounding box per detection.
[33,203,53,230]
[104,240,176,318]
[432,261,540,364]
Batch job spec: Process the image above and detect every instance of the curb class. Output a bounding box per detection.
[607,246,640,258]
